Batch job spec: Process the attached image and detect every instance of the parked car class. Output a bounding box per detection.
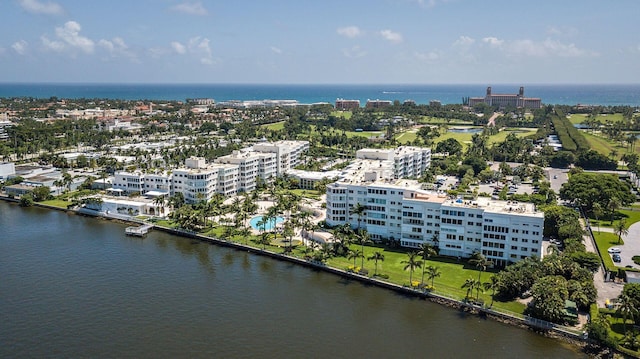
[608,247,621,254]
[612,254,622,263]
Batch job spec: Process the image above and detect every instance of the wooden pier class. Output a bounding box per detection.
[125,224,153,237]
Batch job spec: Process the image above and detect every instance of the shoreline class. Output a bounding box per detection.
[2,197,607,356]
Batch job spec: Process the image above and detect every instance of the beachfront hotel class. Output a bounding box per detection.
[468,86,542,109]
[325,146,543,265]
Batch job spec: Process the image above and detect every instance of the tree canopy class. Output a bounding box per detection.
[559,172,634,211]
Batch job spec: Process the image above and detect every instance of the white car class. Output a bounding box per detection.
[608,247,621,254]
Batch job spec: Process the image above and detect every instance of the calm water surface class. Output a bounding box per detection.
[0,201,584,358]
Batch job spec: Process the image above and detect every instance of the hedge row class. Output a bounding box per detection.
[551,109,590,152]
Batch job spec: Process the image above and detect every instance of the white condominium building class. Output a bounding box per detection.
[111,140,309,202]
[215,149,276,192]
[252,140,309,176]
[326,177,543,265]
[356,146,431,179]
[172,159,238,202]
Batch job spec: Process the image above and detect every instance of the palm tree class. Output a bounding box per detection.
[462,278,477,300]
[402,251,423,286]
[347,249,363,269]
[461,277,481,301]
[418,243,437,286]
[256,231,271,250]
[426,265,441,289]
[616,294,639,333]
[469,252,493,283]
[152,195,165,216]
[607,197,621,224]
[350,202,366,232]
[483,275,499,308]
[592,202,603,233]
[614,218,629,244]
[367,251,385,276]
[356,229,372,269]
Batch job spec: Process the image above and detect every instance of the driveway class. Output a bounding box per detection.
[619,220,640,269]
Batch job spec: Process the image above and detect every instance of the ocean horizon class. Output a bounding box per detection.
[1,82,639,106]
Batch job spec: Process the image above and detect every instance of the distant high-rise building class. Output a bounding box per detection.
[335,98,360,110]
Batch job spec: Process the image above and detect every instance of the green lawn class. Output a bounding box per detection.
[325,244,525,313]
[40,199,72,208]
[430,128,536,151]
[582,132,623,158]
[395,131,417,144]
[592,232,624,272]
[344,130,383,138]
[290,189,322,200]
[330,111,353,119]
[418,116,474,125]
[261,121,286,131]
[591,209,640,229]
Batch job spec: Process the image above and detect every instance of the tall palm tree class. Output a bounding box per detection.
[347,249,363,269]
[469,252,493,283]
[483,275,499,308]
[356,229,372,269]
[402,251,423,286]
[350,202,366,232]
[426,265,441,289]
[614,218,629,244]
[367,251,385,276]
[607,197,621,224]
[461,277,481,301]
[592,202,603,233]
[418,243,437,286]
[616,294,639,333]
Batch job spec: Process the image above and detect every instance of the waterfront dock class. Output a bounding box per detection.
[125,224,153,237]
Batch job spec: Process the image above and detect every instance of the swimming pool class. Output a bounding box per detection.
[249,216,285,231]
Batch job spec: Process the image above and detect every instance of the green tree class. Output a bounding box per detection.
[469,252,493,283]
[367,251,385,276]
[402,251,422,286]
[461,277,481,301]
[559,172,634,212]
[347,249,363,269]
[483,275,499,307]
[32,186,52,202]
[615,218,629,244]
[617,294,639,333]
[418,243,437,286]
[426,265,441,289]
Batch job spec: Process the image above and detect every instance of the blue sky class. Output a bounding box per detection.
[1,0,639,84]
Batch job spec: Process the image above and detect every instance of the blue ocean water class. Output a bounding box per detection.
[0,83,638,106]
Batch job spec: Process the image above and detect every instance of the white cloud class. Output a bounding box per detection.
[482,37,503,48]
[98,37,136,60]
[270,46,282,54]
[379,29,403,43]
[170,1,208,16]
[506,39,594,57]
[41,21,94,54]
[172,37,214,65]
[453,35,474,47]
[171,41,186,54]
[414,50,440,62]
[40,36,65,52]
[546,26,578,37]
[12,40,28,55]
[337,26,363,39]
[342,45,366,58]
[189,37,213,64]
[18,0,63,15]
